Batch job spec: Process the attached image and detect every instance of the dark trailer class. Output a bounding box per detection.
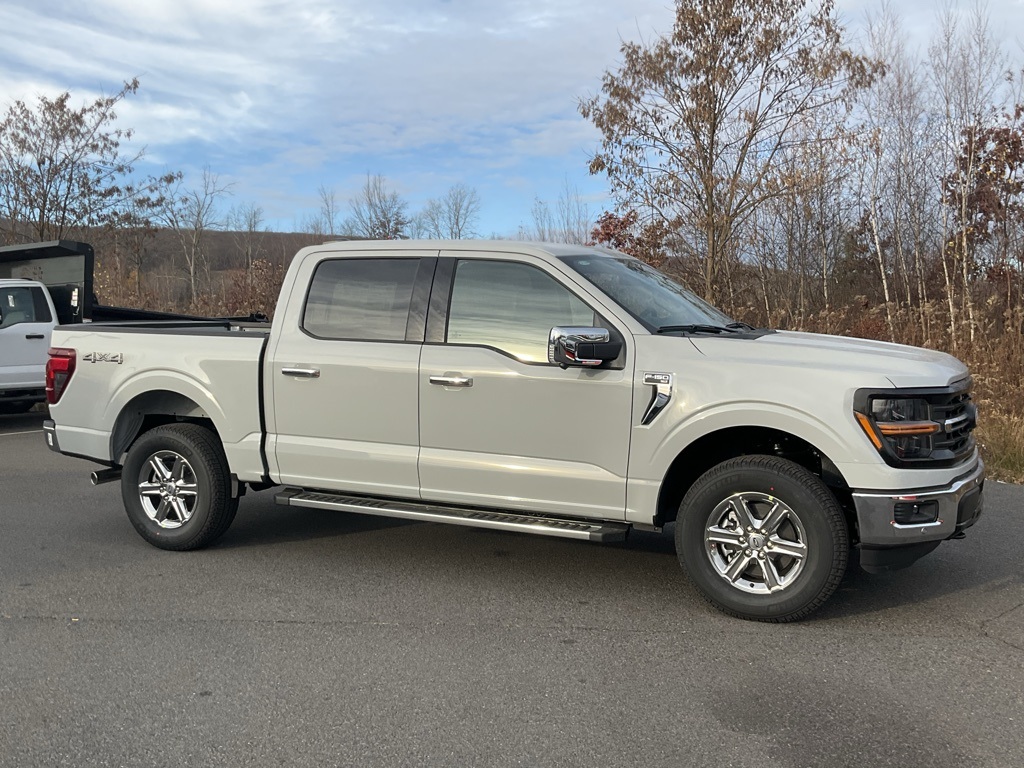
[0,240,98,324]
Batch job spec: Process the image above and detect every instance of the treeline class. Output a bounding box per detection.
[0,1,1021,477]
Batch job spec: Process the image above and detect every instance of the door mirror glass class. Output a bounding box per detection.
[548,326,622,368]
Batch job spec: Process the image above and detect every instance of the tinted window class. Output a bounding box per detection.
[303,259,419,341]
[446,260,595,363]
[561,255,733,330]
[0,286,51,328]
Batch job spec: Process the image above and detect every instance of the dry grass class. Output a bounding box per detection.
[975,412,1024,482]
[961,344,1024,483]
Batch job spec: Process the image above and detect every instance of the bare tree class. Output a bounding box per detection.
[405,211,431,239]
[0,78,170,245]
[517,180,592,244]
[318,184,340,237]
[555,179,592,245]
[749,108,853,327]
[302,183,341,238]
[418,201,445,239]
[580,0,880,303]
[345,174,408,239]
[420,183,481,239]
[518,197,555,242]
[865,5,939,337]
[227,201,268,292]
[158,168,232,307]
[930,4,1012,345]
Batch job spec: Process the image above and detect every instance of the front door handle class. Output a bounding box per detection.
[25,333,45,340]
[281,367,321,378]
[429,375,473,388]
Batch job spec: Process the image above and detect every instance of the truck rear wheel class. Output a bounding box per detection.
[121,423,238,551]
[675,455,848,622]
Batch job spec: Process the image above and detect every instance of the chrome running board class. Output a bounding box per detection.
[275,489,629,542]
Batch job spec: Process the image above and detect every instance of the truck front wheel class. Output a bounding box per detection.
[675,455,848,622]
[121,424,238,551]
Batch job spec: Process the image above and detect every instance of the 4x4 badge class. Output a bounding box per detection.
[82,352,123,364]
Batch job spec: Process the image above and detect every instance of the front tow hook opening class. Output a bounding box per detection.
[91,468,122,486]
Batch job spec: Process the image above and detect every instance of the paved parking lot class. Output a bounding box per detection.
[1,411,1022,767]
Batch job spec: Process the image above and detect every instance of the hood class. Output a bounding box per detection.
[688,330,968,388]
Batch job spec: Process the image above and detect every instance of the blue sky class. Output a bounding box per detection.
[0,0,1021,237]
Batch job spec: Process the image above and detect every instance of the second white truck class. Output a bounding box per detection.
[43,240,984,621]
[0,277,58,413]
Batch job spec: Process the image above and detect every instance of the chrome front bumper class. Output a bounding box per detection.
[851,459,984,547]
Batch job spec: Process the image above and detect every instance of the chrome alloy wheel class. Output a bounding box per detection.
[704,492,808,595]
[137,450,199,529]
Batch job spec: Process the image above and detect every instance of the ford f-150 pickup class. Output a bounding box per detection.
[42,240,984,621]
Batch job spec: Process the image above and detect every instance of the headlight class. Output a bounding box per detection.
[870,397,930,423]
[856,396,940,460]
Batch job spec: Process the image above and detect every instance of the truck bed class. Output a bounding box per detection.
[47,322,271,481]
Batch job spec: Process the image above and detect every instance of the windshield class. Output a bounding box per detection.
[560,255,733,331]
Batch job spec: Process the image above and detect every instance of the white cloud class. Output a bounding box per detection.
[0,0,673,152]
[1,0,1020,234]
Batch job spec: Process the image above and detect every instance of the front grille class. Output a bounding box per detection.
[927,388,976,464]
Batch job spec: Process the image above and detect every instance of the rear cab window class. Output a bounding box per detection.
[302,258,421,341]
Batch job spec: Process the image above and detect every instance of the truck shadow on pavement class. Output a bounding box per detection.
[221,501,418,547]
[606,516,1024,622]
[146,480,1024,623]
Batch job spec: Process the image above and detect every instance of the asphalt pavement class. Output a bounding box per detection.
[1,411,1022,767]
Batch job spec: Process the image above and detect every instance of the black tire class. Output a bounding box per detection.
[675,455,848,622]
[121,423,239,551]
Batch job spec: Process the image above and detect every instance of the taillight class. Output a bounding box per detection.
[46,348,76,404]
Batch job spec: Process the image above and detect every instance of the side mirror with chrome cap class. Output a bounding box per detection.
[548,326,622,368]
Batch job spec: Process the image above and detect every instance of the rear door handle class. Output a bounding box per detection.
[429,375,473,388]
[25,333,45,340]
[281,367,321,378]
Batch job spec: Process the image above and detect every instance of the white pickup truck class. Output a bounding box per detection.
[0,278,58,413]
[43,240,984,621]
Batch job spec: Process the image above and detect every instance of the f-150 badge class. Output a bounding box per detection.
[641,372,673,425]
[82,352,124,364]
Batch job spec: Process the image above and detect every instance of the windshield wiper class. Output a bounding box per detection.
[656,324,739,335]
[726,321,757,331]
